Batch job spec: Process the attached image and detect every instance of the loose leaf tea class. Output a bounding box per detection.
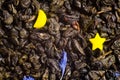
[0,0,120,79]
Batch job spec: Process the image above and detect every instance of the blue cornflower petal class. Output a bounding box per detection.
[113,72,120,77]
[59,50,67,80]
[23,76,34,80]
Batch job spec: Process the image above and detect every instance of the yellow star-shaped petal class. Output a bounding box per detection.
[89,33,106,51]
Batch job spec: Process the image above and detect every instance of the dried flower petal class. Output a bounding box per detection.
[113,72,120,77]
[59,50,67,80]
[23,76,34,80]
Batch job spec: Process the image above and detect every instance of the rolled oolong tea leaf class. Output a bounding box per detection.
[59,50,67,80]
[20,0,31,8]
[33,10,47,29]
[23,76,34,80]
[3,10,13,24]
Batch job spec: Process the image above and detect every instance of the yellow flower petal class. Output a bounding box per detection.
[34,10,47,29]
[89,33,106,51]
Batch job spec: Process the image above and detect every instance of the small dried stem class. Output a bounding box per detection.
[97,51,112,60]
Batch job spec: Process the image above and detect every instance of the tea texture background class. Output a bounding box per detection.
[0,0,120,80]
